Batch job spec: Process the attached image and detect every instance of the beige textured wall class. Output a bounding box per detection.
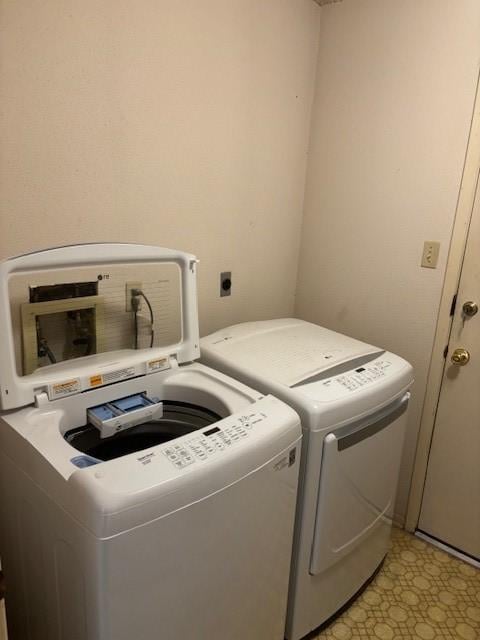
[0,0,320,336]
[4,0,480,526]
[295,0,480,523]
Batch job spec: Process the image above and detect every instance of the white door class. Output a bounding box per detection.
[418,178,480,561]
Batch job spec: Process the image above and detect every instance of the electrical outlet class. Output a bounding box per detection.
[421,241,440,269]
[220,272,232,297]
[126,281,142,311]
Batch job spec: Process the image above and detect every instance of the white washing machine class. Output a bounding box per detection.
[201,318,414,640]
[0,245,302,640]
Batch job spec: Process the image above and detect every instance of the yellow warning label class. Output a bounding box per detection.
[89,374,104,387]
[48,378,81,400]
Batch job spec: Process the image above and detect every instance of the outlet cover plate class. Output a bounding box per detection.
[421,241,440,269]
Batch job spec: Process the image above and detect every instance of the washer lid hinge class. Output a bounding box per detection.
[34,392,50,407]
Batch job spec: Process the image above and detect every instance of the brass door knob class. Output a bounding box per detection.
[462,301,478,317]
[451,348,470,366]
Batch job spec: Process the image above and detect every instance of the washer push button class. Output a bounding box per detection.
[218,431,232,445]
[163,443,195,468]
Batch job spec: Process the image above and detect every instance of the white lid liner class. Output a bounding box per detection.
[0,243,200,411]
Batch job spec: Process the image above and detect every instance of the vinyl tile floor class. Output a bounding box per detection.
[315,527,480,640]
[0,528,478,640]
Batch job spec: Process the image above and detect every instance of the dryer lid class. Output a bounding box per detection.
[200,318,382,387]
[0,244,200,411]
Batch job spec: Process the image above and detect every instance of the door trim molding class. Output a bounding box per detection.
[405,71,480,531]
[415,531,480,568]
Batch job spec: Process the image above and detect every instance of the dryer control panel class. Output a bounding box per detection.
[162,412,266,469]
[326,359,393,393]
[299,356,409,404]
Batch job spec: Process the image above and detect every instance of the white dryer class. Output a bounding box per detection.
[201,318,414,640]
[0,245,302,640]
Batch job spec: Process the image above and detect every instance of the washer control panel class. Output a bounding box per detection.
[162,412,266,469]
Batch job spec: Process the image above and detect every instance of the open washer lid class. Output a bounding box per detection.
[0,243,200,411]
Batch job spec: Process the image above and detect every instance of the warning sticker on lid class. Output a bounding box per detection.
[48,378,81,400]
[147,356,170,374]
[89,367,136,389]
[89,374,103,387]
[103,367,136,384]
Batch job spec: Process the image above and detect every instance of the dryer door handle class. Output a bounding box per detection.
[336,394,409,451]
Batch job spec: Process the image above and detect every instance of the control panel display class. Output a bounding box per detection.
[203,426,221,436]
